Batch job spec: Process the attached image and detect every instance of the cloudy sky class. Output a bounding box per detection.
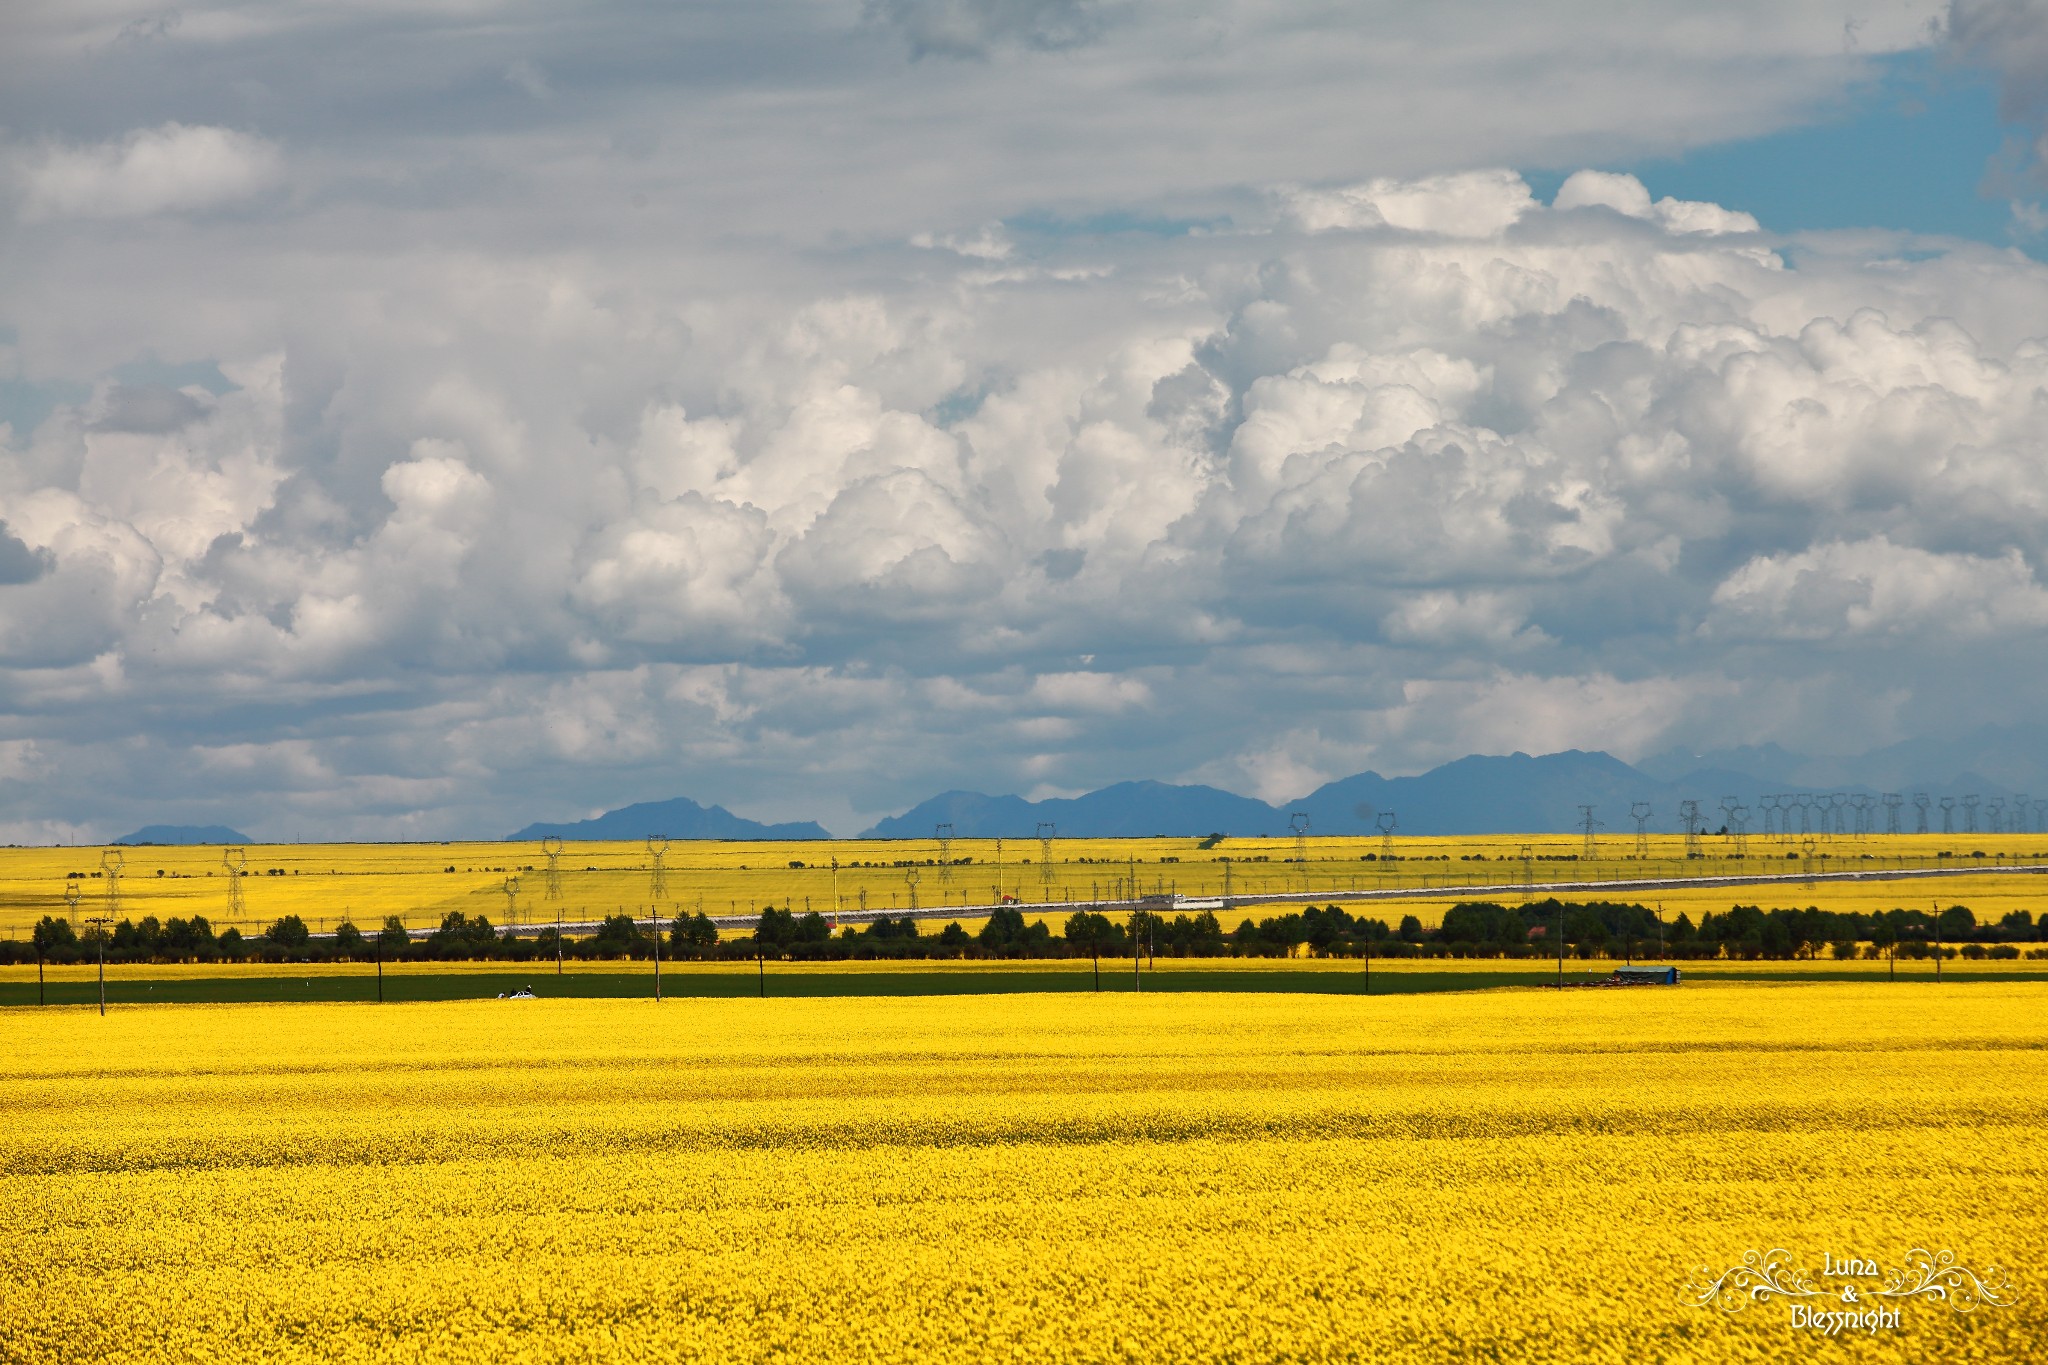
[7,0,2048,840]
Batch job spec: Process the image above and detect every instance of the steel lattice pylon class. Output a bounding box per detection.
[647,835,669,902]
[223,847,247,918]
[541,835,564,900]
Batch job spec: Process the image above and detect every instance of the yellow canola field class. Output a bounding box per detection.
[2,984,2041,1363]
[7,832,2048,942]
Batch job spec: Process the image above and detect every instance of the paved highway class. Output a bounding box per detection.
[323,858,2048,939]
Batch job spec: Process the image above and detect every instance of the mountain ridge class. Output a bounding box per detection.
[508,797,830,842]
[507,745,2048,842]
[112,824,253,845]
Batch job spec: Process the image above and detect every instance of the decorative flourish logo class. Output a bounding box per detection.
[1686,1248,1820,1313]
[1873,1248,2015,1311]
[1685,1248,2016,1337]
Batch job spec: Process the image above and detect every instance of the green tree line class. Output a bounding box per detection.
[9,898,2045,965]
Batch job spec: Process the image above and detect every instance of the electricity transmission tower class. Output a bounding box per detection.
[503,875,521,925]
[935,823,954,893]
[647,835,670,902]
[1579,805,1600,859]
[541,836,564,901]
[1882,793,1902,835]
[1939,796,1956,834]
[100,849,124,919]
[1036,822,1056,893]
[1757,794,1778,841]
[1913,793,1931,835]
[1962,795,1980,835]
[223,847,246,919]
[1376,811,1398,861]
[1679,801,1704,859]
[1289,812,1311,889]
[2014,794,2032,835]
[1631,802,1652,858]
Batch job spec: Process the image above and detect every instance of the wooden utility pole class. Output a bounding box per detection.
[85,916,112,1016]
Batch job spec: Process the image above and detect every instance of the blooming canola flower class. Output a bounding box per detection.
[0,985,2041,1362]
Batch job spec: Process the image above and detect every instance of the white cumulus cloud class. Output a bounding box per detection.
[13,123,281,221]
[1706,537,2048,640]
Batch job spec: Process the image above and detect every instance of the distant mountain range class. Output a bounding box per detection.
[1637,724,2048,794]
[113,824,252,845]
[508,796,831,842]
[860,749,1856,838]
[509,730,2048,841]
[862,781,1280,840]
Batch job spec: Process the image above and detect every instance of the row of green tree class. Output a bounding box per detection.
[1433,899,2044,960]
[10,897,2046,965]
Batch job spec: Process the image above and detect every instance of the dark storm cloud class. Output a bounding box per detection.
[0,524,51,585]
[90,383,207,433]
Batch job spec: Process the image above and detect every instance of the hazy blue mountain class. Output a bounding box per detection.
[508,797,830,842]
[113,824,252,845]
[858,791,1044,839]
[1640,728,2048,797]
[1843,726,2048,795]
[1661,767,1815,801]
[862,780,1282,838]
[862,750,2043,841]
[871,756,1695,839]
[1293,750,1673,835]
[511,742,2048,845]
[1637,742,1812,785]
